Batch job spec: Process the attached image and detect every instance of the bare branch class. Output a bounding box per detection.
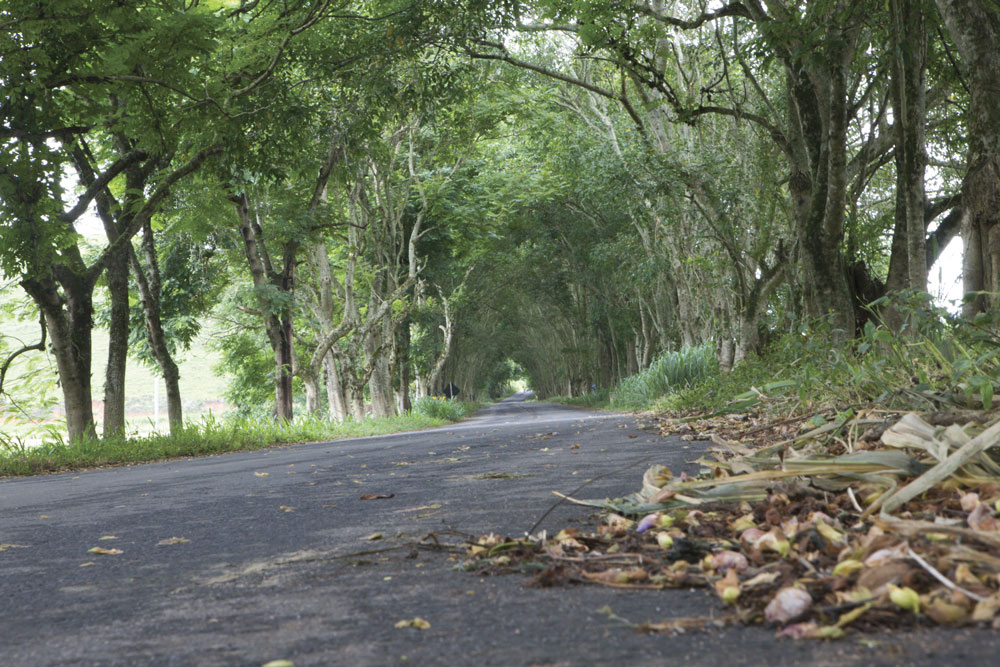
[636,1,751,29]
[0,313,46,396]
[61,148,147,224]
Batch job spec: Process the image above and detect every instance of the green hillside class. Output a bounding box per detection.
[1,286,231,433]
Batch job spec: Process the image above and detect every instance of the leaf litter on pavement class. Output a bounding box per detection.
[458,408,1000,639]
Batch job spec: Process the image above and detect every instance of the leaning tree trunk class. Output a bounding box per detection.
[231,193,296,421]
[935,0,1000,317]
[128,223,184,434]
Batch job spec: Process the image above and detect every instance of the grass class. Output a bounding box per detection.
[1,287,231,436]
[610,345,716,410]
[664,299,1000,416]
[413,396,481,422]
[0,411,463,477]
[544,388,611,409]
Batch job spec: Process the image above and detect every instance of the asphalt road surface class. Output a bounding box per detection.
[3,393,998,665]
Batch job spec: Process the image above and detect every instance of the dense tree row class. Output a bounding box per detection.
[1,0,997,441]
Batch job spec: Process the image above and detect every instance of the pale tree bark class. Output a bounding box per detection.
[324,352,348,422]
[934,0,1000,317]
[423,289,455,396]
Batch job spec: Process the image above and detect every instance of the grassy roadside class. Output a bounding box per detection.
[0,403,482,477]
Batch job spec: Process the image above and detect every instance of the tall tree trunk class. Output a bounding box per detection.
[396,322,412,413]
[366,316,395,418]
[935,0,1000,317]
[128,221,183,433]
[102,232,129,437]
[324,352,348,422]
[885,0,929,306]
[231,193,296,421]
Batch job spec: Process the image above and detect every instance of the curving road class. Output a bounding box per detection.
[2,394,996,665]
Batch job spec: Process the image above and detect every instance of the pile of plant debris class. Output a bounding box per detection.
[457,410,1000,639]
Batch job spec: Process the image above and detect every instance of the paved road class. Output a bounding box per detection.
[2,394,996,665]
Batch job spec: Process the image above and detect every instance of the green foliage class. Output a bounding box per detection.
[548,388,611,409]
[213,320,276,416]
[611,345,717,410]
[0,411,450,477]
[669,296,1000,415]
[413,396,469,422]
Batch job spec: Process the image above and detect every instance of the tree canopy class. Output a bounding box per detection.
[2,0,997,439]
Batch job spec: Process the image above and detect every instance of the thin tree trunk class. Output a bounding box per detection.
[129,221,184,433]
[885,0,929,307]
[231,192,296,421]
[102,234,129,437]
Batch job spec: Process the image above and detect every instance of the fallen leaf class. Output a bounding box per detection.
[0,544,27,552]
[582,568,649,586]
[360,493,395,500]
[279,506,296,512]
[39,515,50,519]
[764,587,812,624]
[972,594,1000,622]
[569,444,580,449]
[715,568,741,604]
[254,472,269,477]
[889,585,921,614]
[364,532,384,541]
[395,504,442,513]
[157,537,190,545]
[262,660,295,667]
[87,547,123,555]
[98,535,117,541]
[394,617,431,630]
[79,562,94,567]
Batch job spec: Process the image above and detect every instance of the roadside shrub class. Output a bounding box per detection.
[413,396,466,421]
[612,345,716,410]
[668,294,1000,415]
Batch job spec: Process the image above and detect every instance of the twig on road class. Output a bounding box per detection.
[525,456,652,536]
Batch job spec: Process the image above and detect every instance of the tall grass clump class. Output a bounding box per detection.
[611,345,716,410]
[413,396,472,422]
[669,293,1000,415]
